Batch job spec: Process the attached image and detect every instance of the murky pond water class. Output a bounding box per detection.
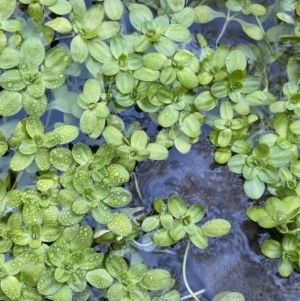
[135,124,300,301]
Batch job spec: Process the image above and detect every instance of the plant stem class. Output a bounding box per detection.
[44,107,52,130]
[132,239,154,247]
[133,172,144,203]
[182,240,203,301]
[181,289,206,301]
[215,9,230,47]
[11,170,24,190]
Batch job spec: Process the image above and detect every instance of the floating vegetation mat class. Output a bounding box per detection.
[0,0,300,300]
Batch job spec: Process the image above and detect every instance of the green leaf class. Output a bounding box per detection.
[131,130,148,149]
[167,195,187,219]
[217,129,231,147]
[158,105,179,127]
[142,216,160,232]
[167,0,185,12]
[80,110,97,134]
[86,269,114,289]
[212,291,245,301]
[35,147,51,170]
[37,271,62,296]
[265,197,286,217]
[22,93,47,117]
[10,151,34,171]
[258,164,279,184]
[234,19,264,40]
[54,285,72,301]
[127,263,147,284]
[88,37,112,63]
[1,276,21,300]
[0,91,22,116]
[186,204,205,223]
[116,71,134,94]
[83,4,104,32]
[227,154,247,173]
[0,47,22,69]
[189,226,208,249]
[181,114,201,138]
[164,24,190,43]
[45,17,72,34]
[143,53,167,70]
[42,69,65,89]
[69,0,86,17]
[53,125,79,144]
[278,257,293,277]
[70,35,88,63]
[108,213,132,236]
[104,0,123,20]
[282,234,298,251]
[97,21,120,40]
[1,19,22,32]
[102,126,124,146]
[20,37,45,66]
[244,177,265,199]
[106,256,128,280]
[214,148,231,164]
[129,5,153,31]
[133,67,160,82]
[201,219,231,237]
[105,164,130,186]
[246,206,267,222]
[152,228,175,246]
[194,5,225,23]
[72,143,92,165]
[154,36,175,57]
[48,0,72,15]
[194,91,217,111]
[69,225,93,251]
[107,282,127,301]
[0,70,25,92]
[226,50,246,73]
[160,213,174,230]
[0,0,16,19]
[142,269,171,290]
[147,143,169,160]
[173,7,194,27]
[170,222,186,241]
[211,80,229,98]
[177,67,198,89]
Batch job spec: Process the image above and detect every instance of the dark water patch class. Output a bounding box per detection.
[134,128,300,301]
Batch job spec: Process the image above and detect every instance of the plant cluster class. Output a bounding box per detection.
[0,0,300,300]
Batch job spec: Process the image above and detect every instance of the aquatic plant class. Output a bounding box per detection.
[1,0,300,300]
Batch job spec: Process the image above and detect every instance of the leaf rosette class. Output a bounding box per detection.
[9,116,79,171]
[127,3,190,57]
[77,79,111,138]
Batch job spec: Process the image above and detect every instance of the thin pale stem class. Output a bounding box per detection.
[132,239,154,247]
[182,240,203,301]
[181,289,206,301]
[216,11,240,47]
[133,172,144,203]
[216,9,231,47]
[11,170,24,190]
[44,106,52,131]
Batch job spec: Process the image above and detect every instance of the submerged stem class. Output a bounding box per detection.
[216,9,230,47]
[181,289,206,301]
[182,240,203,301]
[133,172,144,203]
[132,239,154,247]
